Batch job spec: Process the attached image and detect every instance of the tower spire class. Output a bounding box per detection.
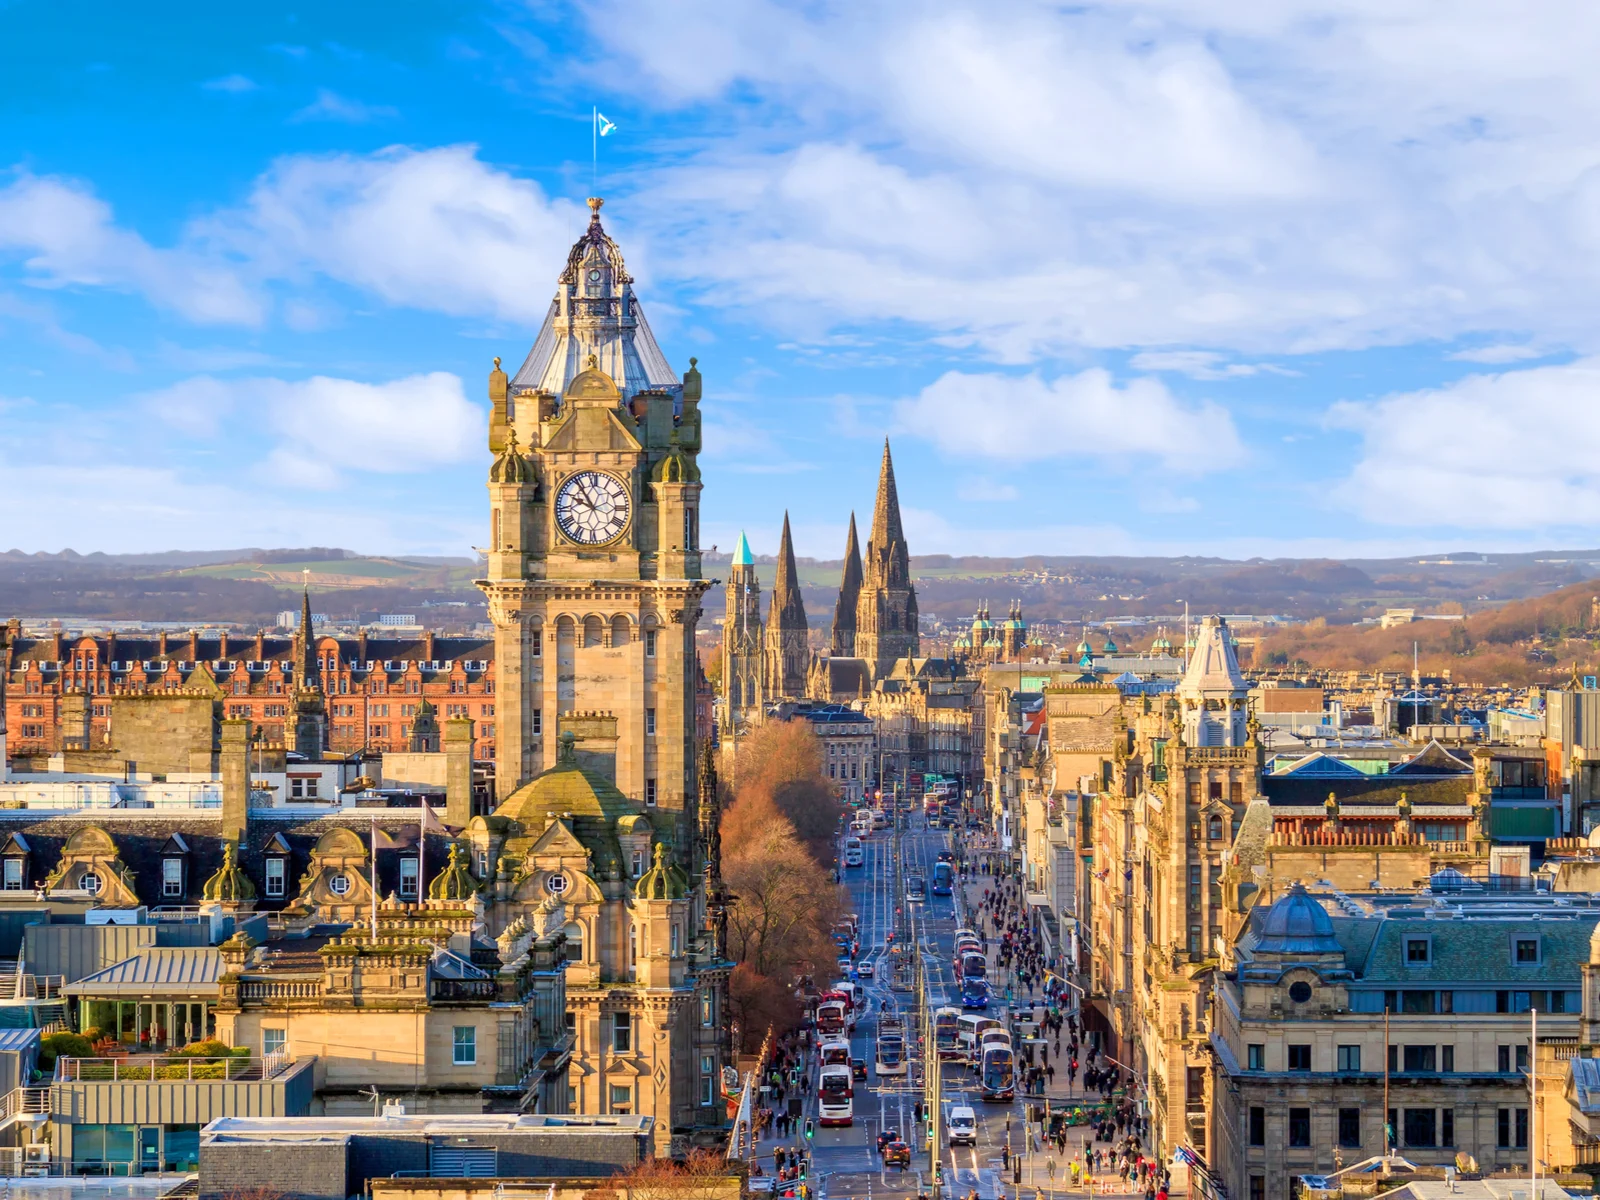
[296,578,319,692]
[831,512,862,656]
[764,513,809,699]
[855,440,919,679]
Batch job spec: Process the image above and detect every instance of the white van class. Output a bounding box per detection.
[947,1105,977,1145]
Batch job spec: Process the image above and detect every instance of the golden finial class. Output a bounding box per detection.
[586,353,599,369]
[493,356,501,370]
[587,197,604,216]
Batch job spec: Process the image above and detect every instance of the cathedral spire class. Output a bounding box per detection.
[771,513,806,629]
[764,513,809,700]
[831,512,862,656]
[869,440,906,563]
[855,439,918,680]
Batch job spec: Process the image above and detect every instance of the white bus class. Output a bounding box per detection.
[956,1014,1001,1062]
[844,836,864,867]
[818,1063,854,1126]
[820,1040,852,1068]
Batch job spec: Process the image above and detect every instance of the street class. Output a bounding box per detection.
[750,813,1135,1200]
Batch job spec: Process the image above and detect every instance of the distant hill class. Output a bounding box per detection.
[4,545,1597,634]
[1254,578,1600,685]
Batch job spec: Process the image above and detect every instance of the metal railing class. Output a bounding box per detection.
[430,978,496,1002]
[0,1088,49,1122]
[55,1051,294,1083]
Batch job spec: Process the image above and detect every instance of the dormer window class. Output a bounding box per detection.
[1514,936,1541,965]
[163,858,183,898]
[631,850,645,879]
[1406,937,1431,964]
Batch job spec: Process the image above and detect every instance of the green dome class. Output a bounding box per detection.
[428,842,479,901]
[1076,637,1092,655]
[489,428,535,485]
[202,841,256,903]
[634,841,691,901]
[1103,637,1118,654]
[494,731,641,877]
[650,431,701,484]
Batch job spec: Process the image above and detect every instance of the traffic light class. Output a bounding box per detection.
[804,1118,815,1140]
[799,1161,808,1181]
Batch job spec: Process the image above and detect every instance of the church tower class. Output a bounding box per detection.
[478,196,709,818]
[1178,615,1250,746]
[721,532,764,733]
[764,513,809,700]
[855,440,919,680]
[830,513,862,656]
[290,587,326,760]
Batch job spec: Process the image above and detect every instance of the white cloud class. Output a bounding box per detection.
[143,371,481,481]
[564,0,1600,359]
[203,74,258,93]
[896,368,1245,474]
[212,145,583,323]
[1129,350,1295,379]
[1448,344,1548,364]
[0,173,264,324]
[290,89,398,123]
[1328,357,1600,528]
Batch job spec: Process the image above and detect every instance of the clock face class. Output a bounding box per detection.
[555,470,632,545]
[588,268,602,282]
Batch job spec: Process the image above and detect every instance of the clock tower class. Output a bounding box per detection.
[480,198,708,819]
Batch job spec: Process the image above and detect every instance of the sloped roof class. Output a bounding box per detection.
[1178,615,1247,696]
[1277,752,1369,778]
[65,948,223,996]
[1390,740,1472,775]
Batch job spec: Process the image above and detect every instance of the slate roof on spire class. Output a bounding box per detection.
[864,439,911,590]
[832,513,862,646]
[510,199,680,403]
[771,513,807,629]
[296,587,320,691]
[732,531,753,567]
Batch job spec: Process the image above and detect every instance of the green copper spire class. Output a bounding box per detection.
[732,531,753,566]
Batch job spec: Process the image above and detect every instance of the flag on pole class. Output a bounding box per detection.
[596,111,617,137]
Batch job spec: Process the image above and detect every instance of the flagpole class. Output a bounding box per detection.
[593,105,598,192]
[370,814,379,939]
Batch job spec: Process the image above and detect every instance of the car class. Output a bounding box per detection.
[852,1057,868,1081]
[883,1140,912,1168]
[858,960,875,978]
[937,849,954,862]
[947,1105,978,1145]
[877,1129,901,1153]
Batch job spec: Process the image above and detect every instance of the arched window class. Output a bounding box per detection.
[1208,816,1223,841]
[583,616,604,648]
[563,921,583,963]
[612,616,631,647]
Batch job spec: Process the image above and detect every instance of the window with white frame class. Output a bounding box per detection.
[701,1055,715,1105]
[162,858,183,898]
[645,778,657,807]
[265,858,285,897]
[263,1028,287,1057]
[453,1026,476,1065]
[612,1012,632,1053]
[645,708,656,735]
[400,857,418,897]
[2,859,22,891]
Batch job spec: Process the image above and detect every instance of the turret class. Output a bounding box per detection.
[487,427,540,583]
[831,513,862,656]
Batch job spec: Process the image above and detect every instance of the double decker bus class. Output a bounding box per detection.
[979,1043,1015,1101]
[818,1063,854,1125]
[816,993,850,1038]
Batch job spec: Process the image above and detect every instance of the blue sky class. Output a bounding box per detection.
[3,0,1600,562]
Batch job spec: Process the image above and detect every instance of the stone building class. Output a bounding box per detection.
[854,441,918,682]
[1211,885,1596,1200]
[720,532,764,737]
[1,618,498,766]
[0,197,734,1155]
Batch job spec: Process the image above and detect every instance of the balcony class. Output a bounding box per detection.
[430,977,496,1003]
[56,1053,297,1083]
[239,975,323,1002]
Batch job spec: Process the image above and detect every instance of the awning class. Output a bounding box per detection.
[64,948,223,997]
